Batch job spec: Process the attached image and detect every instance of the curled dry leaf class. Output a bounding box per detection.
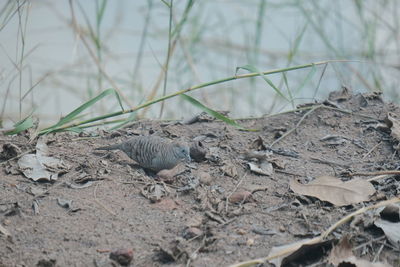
[289,176,375,206]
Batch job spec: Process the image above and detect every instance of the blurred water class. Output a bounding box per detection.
[0,0,399,128]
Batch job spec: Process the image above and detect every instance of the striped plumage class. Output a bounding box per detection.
[95,136,190,172]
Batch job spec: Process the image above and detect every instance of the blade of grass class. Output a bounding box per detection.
[5,114,33,135]
[110,112,137,130]
[180,94,255,131]
[40,88,123,134]
[237,64,290,101]
[38,60,351,134]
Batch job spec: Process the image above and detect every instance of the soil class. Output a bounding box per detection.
[1,89,399,267]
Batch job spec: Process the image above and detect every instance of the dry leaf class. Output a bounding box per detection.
[328,236,354,265]
[17,139,67,182]
[374,219,400,249]
[290,176,375,206]
[328,236,391,267]
[267,237,331,266]
[248,161,273,176]
[221,161,238,178]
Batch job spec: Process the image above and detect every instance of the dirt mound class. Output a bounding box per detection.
[1,89,399,266]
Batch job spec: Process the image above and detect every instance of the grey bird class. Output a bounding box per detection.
[95,136,191,172]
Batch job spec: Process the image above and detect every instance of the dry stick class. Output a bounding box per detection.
[351,170,400,177]
[225,173,246,213]
[269,103,380,148]
[321,197,400,239]
[373,240,386,263]
[367,175,391,182]
[186,235,207,267]
[362,141,382,159]
[68,0,133,109]
[93,183,116,216]
[229,197,400,267]
[269,105,321,148]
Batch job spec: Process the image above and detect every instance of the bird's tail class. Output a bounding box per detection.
[95,143,121,151]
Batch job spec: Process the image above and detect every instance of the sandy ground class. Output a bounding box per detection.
[1,89,399,266]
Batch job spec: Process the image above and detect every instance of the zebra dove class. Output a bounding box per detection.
[95,136,191,172]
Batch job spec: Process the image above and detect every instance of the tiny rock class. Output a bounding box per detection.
[198,171,212,185]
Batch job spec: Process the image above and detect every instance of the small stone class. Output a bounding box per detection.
[198,171,212,185]
[246,238,255,246]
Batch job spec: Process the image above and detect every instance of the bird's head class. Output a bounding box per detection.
[172,143,191,163]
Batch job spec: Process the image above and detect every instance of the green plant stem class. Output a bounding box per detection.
[38,60,349,135]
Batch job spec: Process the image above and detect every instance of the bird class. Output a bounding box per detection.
[95,135,191,172]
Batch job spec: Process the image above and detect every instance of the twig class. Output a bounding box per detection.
[228,197,400,267]
[367,175,392,182]
[350,170,400,177]
[270,105,320,148]
[362,142,381,159]
[309,156,350,168]
[373,240,386,262]
[186,235,207,267]
[225,173,246,213]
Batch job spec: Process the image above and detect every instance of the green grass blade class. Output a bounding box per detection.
[41,88,123,134]
[180,94,256,131]
[110,112,137,130]
[5,115,34,135]
[237,64,290,102]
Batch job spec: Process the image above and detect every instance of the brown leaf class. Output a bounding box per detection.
[267,237,331,266]
[328,236,391,267]
[327,236,353,265]
[289,176,375,206]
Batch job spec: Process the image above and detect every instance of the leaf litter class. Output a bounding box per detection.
[1,89,400,266]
